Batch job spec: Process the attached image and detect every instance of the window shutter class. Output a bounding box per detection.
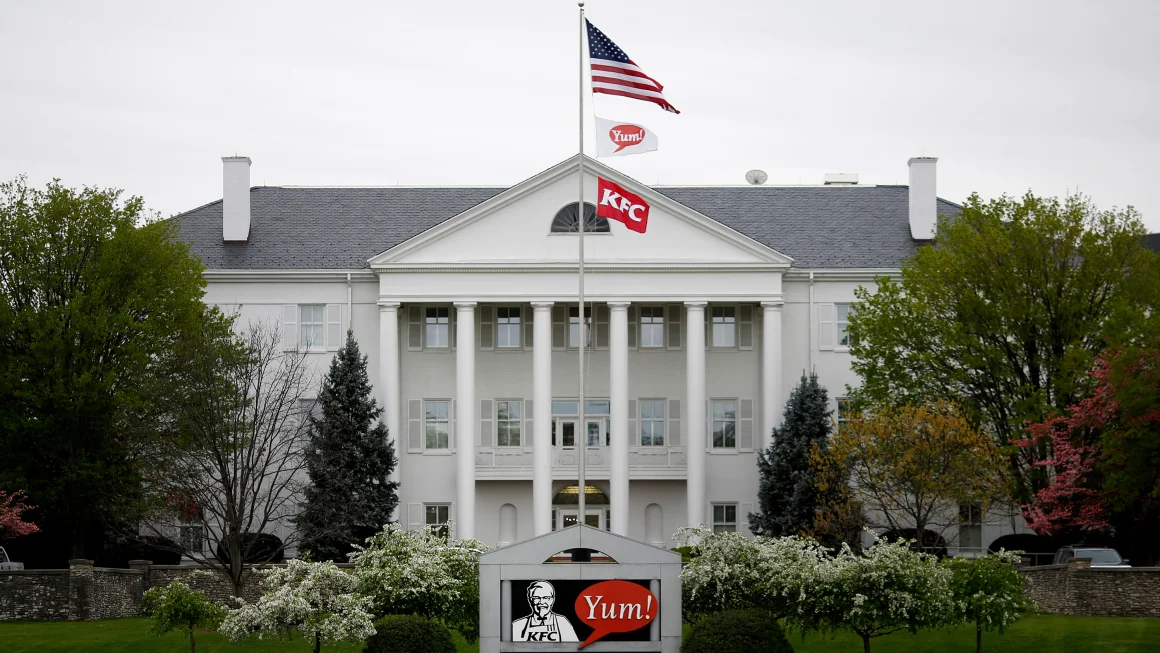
[407,399,423,453]
[705,308,712,351]
[450,399,457,452]
[326,304,343,351]
[523,400,533,449]
[595,304,610,349]
[741,502,755,535]
[667,304,682,350]
[449,307,456,351]
[818,303,836,351]
[408,306,422,351]
[668,399,681,446]
[282,305,298,351]
[522,305,533,350]
[449,503,457,538]
[628,399,638,446]
[739,398,754,451]
[479,305,494,351]
[552,305,567,350]
[479,399,493,447]
[627,305,638,349]
[407,503,423,531]
[739,305,754,350]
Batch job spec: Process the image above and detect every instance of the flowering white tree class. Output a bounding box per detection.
[944,550,1032,653]
[350,523,489,642]
[677,527,828,625]
[219,559,375,653]
[808,537,957,653]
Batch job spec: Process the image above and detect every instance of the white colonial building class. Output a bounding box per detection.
[176,153,1021,552]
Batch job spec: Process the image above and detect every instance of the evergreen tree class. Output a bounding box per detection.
[298,330,399,561]
[749,373,832,537]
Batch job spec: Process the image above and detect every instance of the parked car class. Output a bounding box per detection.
[1052,545,1130,567]
[0,546,23,570]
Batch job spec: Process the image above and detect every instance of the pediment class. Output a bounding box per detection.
[369,155,792,270]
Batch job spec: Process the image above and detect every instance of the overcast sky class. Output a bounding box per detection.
[2,0,1157,230]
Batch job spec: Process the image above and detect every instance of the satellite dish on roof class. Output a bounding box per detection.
[745,169,768,185]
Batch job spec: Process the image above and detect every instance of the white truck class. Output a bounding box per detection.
[0,546,23,570]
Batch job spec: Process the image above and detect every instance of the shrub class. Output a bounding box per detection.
[681,608,792,653]
[214,532,285,566]
[364,615,455,653]
[140,579,225,653]
[944,551,1033,653]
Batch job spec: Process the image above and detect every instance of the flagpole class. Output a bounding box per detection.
[576,0,587,527]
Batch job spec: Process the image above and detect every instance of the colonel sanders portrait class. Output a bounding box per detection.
[512,580,579,642]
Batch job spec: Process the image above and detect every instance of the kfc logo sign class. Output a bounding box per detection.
[596,178,650,234]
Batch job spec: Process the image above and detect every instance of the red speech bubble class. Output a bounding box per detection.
[574,580,658,648]
[608,124,646,152]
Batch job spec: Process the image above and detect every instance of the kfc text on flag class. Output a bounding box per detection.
[596,178,650,234]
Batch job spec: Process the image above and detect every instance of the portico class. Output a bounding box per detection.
[370,156,790,542]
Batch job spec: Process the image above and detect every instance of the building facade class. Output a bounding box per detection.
[178,154,1018,551]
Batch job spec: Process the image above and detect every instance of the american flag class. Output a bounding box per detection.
[586,19,679,114]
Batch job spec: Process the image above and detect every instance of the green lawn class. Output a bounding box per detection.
[1,614,1157,653]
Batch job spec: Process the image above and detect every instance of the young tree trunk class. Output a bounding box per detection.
[189,627,196,653]
[314,631,321,653]
[862,634,872,653]
[976,622,982,653]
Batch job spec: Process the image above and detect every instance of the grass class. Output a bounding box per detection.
[1,614,1158,652]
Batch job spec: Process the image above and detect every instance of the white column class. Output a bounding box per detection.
[455,301,477,540]
[608,301,630,536]
[378,302,402,514]
[685,301,707,529]
[531,302,554,536]
[761,301,783,452]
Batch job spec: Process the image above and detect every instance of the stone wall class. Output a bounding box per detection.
[0,559,356,621]
[1022,562,1160,617]
[0,570,69,620]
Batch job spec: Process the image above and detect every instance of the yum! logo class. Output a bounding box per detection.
[595,178,650,234]
[608,124,646,152]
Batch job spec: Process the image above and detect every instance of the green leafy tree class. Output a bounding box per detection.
[140,578,226,653]
[944,551,1033,653]
[0,176,207,559]
[297,330,399,561]
[749,373,832,537]
[848,192,1159,503]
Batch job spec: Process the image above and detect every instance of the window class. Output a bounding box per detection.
[837,303,855,347]
[836,398,853,432]
[497,400,522,447]
[640,306,665,348]
[568,306,592,348]
[179,524,204,554]
[712,504,738,533]
[711,306,736,348]
[958,504,983,553]
[425,307,450,348]
[425,504,451,539]
[711,399,737,448]
[497,306,521,348]
[550,202,610,233]
[640,399,666,446]
[425,400,450,449]
[299,305,325,348]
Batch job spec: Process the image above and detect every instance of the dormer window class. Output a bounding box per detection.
[551,202,610,233]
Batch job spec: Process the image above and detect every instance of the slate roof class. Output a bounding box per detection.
[173,184,961,270]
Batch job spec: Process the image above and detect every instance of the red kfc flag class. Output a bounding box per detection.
[596,178,649,234]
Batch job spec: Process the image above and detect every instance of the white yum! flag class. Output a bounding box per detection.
[594,116,659,157]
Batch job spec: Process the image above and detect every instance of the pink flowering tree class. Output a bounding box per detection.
[0,490,40,539]
[1017,345,1160,536]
